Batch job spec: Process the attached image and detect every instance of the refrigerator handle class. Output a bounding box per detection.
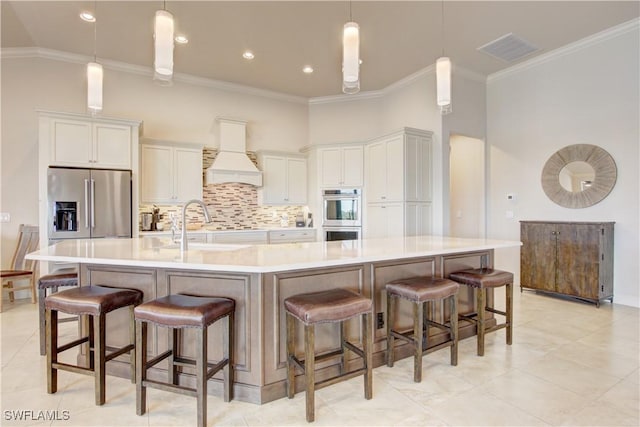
[84,179,90,228]
[91,179,96,228]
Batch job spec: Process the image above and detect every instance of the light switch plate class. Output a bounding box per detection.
[0,212,10,223]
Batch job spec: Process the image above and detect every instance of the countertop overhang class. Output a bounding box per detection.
[27,236,522,274]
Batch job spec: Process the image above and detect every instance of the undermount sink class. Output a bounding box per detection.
[162,242,250,251]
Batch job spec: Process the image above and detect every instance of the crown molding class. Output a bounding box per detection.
[488,18,640,84]
[1,47,308,104]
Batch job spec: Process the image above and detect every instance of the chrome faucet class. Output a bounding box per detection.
[181,199,212,252]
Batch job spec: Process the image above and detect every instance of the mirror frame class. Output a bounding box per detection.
[541,144,617,209]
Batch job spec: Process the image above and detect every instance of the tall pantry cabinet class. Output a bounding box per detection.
[520,221,614,307]
[364,128,432,238]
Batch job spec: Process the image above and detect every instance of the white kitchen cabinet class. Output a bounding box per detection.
[49,118,133,169]
[140,141,203,204]
[210,231,269,245]
[258,152,307,205]
[365,128,433,238]
[319,145,363,188]
[268,229,316,244]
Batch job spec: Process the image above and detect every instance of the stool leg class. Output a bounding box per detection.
[168,328,178,385]
[424,301,431,349]
[196,326,208,427]
[136,320,147,416]
[94,314,106,406]
[87,314,95,370]
[450,294,458,366]
[386,292,395,367]
[223,311,233,402]
[46,308,58,394]
[413,300,424,382]
[506,283,513,345]
[304,323,315,423]
[340,318,348,375]
[363,311,373,400]
[286,313,296,399]
[129,305,136,383]
[39,287,47,356]
[476,288,486,356]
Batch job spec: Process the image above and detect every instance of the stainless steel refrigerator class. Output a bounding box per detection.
[47,167,132,240]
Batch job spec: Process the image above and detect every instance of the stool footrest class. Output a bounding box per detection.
[146,349,172,369]
[57,336,89,354]
[52,362,93,376]
[173,356,229,381]
[343,341,364,359]
[485,323,508,334]
[486,307,507,317]
[143,378,198,398]
[425,319,452,332]
[389,329,455,355]
[315,367,368,391]
[105,344,134,363]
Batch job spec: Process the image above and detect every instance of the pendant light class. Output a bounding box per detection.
[87,2,102,115]
[436,0,452,115]
[342,2,360,94]
[154,2,174,85]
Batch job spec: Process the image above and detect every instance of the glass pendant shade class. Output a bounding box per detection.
[154,10,174,83]
[87,61,103,114]
[342,21,360,94]
[436,56,452,114]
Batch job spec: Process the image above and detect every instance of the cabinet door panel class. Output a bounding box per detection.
[385,136,405,201]
[174,148,203,202]
[520,223,556,292]
[94,124,131,168]
[262,156,288,203]
[287,158,307,204]
[386,204,404,237]
[342,146,363,187]
[556,224,599,299]
[366,142,387,202]
[365,204,386,239]
[141,145,174,203]
[320,148,342,187]
[51,119,92,165]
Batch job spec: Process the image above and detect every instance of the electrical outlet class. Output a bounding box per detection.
[0,212,10,223]
[376,312,384,329]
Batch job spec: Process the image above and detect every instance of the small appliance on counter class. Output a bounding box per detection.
[141,212,153,231]
[295,213,305,227]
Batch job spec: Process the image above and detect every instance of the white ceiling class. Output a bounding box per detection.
[2,1,638,98]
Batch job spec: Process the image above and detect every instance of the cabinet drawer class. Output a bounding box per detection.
[212,231,268,245]
[268,229,316,243]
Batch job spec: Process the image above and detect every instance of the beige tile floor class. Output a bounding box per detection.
[1,290,638,426]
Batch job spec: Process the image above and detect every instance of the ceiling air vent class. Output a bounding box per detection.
[477,33,539,62]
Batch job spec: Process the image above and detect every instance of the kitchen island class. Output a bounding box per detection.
[27,235,520,404]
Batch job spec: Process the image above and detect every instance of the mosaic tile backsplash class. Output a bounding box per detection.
[140,148,308,230]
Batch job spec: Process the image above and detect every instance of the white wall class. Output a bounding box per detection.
[0,56,308,267]
[450,135,485,238]
[487,22,640,307]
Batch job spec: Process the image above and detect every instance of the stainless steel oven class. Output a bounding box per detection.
[324,227,361,241]
[322,189,361,227]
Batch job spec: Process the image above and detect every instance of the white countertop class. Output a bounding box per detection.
[139,227,316,236]
[27,236,521,274]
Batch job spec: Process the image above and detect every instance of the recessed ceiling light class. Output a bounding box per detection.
[175,35,189,44]
[303,66,314,74]
[243,51,255,60]
[79,11,96,22]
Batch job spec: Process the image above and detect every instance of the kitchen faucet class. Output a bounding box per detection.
[181,199,212,252]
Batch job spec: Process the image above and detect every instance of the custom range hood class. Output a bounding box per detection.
[205,118,263,186]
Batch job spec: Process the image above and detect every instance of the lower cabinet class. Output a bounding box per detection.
[268,229,316,244]
[365,202,432,238]
[210,231,269,245]
[520,221,614,306]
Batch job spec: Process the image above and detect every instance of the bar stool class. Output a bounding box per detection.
[38,268,79,355]
[386,277,459,382]
[45,285,142,405]
[449,268,513,356]
[134,294,234,427]
[285,288,373,423]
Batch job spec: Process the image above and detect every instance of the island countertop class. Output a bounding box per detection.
[27,235,521,273]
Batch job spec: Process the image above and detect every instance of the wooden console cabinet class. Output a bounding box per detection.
[520,221,614,307]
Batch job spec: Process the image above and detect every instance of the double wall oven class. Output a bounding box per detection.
[322,189,362,241]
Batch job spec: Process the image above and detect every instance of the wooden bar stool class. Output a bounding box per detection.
[285,288,373,423]
[386,277,459,382]
[38,268,79,355]
[449,268,513,356]
[45,285,142,405]
[134,294,234,427]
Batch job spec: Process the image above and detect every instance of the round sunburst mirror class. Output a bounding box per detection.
[541,144,617,209]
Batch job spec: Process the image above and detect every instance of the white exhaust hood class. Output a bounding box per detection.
[205,118,263,186]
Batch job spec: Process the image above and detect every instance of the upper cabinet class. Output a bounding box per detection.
[140,141,203,204]
[319,145,363,188]
[258,152,307,205]
[365,128,432,203]
[48,117,135,169]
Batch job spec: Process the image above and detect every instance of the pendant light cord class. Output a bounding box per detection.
[93,1,97,61]
[441,0,445,57]
[349,1,352,22]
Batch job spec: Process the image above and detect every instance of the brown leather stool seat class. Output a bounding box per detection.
[45,285,142,405]
[284,288,373,423]
[449,268,513,356]
[386,277,459,382]
[135,294,235,427]
[38,269,79,355]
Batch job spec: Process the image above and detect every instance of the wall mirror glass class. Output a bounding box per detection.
[541,144,617,208]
